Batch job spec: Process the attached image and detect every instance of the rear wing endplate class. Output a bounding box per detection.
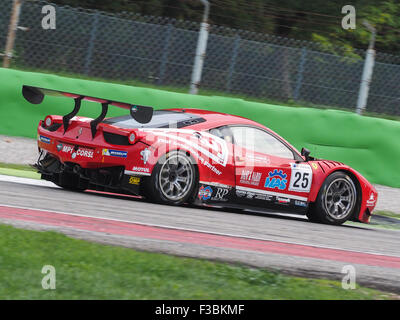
[22,85,153,138]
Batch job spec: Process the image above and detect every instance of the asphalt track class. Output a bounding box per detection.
[0,175,399,294]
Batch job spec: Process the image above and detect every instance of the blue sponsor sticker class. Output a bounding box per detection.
[102,149,127,158]
[198,186,213,200]
[39,135,51,144]
[264,169,287,190]
[295,200,307,207]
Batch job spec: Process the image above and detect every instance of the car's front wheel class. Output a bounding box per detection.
[307,171,357,225]
[145,151,198,205]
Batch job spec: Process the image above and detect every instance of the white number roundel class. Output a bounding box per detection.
[288,163,313,193]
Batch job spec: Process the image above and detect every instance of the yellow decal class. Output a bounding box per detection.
[129,176,140,185]
[312,163,318,170]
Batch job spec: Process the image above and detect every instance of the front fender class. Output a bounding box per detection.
[308,161,377,223]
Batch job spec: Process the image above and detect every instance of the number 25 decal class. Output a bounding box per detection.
[289,164,313,192]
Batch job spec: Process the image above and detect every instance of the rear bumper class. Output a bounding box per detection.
[36,121,152,195]
[36,149,143,195]
[37,132,129,169]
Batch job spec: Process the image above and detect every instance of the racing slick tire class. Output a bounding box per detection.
[54,171,88,192]
[307,171,357,225]
[144,150,198,205]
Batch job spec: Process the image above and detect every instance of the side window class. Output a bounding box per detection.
[209,126,233,144]
[230,126,294,159]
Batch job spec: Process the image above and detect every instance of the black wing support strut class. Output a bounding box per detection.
[63,96,83,134]
[90,102,109,139]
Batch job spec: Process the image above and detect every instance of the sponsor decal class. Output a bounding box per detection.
[366,193,376,206]
[236,185,308,202]
[246,154,271,165]
[236,190,247,198]
[200,156,222,175]
[62,145,74,153]
[211,188,229,201]
[140,148,151,164]
[39,135,51,144]
[198,186,213,200]
[76,149,94,158]
[311,163,318,170]
[148,129,229,167]
[240,170,262,186]
[246,192,255,199]
[128,176,140,185]
[277,197,290,204]
[61,145,93,159]
[102,149,127,158]
[289,163,313,193]
[199,181,232,189]
[254,193,273,201]
[264,169,287,190]
[158,138,222,176]
[295,200,307,207]
[131,166,150,174]
[235,189,273,201]
[56,143,63,151]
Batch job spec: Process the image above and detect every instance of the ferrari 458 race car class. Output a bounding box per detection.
[22,85,378,225]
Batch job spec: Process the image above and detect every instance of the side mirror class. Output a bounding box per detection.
[301,147,311,161]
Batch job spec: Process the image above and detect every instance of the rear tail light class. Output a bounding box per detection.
[44,116,53,127]
[128,132,136,144]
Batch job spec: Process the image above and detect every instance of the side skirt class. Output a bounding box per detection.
[194,182,309,215]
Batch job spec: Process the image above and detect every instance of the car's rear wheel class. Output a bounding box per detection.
[307,171,357,225]
[145,151,198,205]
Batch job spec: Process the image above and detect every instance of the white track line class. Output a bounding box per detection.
[0,174,58,188]
[0,202,399,259]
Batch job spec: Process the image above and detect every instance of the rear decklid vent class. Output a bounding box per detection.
[42,122,62,132]
[103,131,130,145]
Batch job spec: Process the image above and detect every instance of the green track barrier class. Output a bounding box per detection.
[0,68,399,188]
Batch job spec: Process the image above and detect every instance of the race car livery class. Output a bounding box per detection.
[23,85,378,225]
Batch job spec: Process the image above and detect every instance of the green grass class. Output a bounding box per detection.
[0,162,36,172]
[375,210,400,219]
[366,211,400,230]
[0,167,40,179]
[0,162,40,180]
[0,223,395,300]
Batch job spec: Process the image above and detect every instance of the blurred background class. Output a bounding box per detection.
[2,0,400,117]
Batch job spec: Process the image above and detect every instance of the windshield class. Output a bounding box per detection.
[103,110,206,129]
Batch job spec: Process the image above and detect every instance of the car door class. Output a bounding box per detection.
[195,126,236,203]
[230,126,312,211]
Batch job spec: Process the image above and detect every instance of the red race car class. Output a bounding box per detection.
[23,85,378,225]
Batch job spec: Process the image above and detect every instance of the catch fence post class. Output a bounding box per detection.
[84,12,99,76]
[226,35,240,92]
[293,47,307,101]
[189,0,210,94]
[356,21,376,115]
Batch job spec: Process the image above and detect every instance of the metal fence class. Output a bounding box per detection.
[2,0,400,116]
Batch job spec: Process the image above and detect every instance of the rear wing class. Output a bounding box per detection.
[22,85,153,138]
